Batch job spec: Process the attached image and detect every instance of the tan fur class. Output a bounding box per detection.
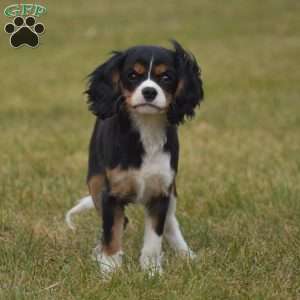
[88,175,105,216]
[106,165,172,202]
[120,85,134,108]
[133,63,146,75]
[103,207,125,255]
[111,71,120,86]
[106,167,138,199]
[175,79,184,97]
[143,173,170,198]
[154,64,168,76]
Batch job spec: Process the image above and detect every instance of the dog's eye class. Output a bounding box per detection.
[128,71,138,81]
[160,73,171,82]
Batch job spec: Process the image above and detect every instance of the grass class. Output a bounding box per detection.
[1,0,300,299]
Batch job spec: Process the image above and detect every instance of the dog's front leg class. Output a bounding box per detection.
[140,194,170,275]
[95,190,125,276]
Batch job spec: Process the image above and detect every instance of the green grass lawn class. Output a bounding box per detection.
[1,0,300,299]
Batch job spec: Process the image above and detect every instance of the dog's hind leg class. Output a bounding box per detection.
[88,174,105,217]
[164,193,196,259]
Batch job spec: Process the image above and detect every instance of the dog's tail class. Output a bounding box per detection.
[65,196,94,230]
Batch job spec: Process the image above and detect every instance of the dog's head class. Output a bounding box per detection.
[86,41,204,125]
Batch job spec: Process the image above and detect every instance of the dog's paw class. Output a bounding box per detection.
[140,252,163,277]
[93,247,123,279]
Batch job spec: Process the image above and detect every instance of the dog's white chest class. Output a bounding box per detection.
[135,150,173,202]
[131,114,174,202]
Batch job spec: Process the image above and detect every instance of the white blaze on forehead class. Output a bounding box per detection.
[147,56,154,79]
[130,55,168,113]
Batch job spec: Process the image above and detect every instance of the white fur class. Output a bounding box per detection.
[64,115,174,229]
[147,56,154,79]
[94,248,123,277]
[164,195,196,259]
[133,115,195,267]
[131,79,167,113]
[131,113,174,204]
[132,113,174,274]
[140,216,163,275]
[65,196,94,230]
[65,112,194,276]
[132,56,165,113]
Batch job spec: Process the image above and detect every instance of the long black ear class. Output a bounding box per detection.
[167,40,204,125]
[86,51,126,119]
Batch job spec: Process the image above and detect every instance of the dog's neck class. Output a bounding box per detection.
[130,112,167,155]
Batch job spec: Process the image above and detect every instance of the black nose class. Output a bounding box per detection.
[142,87,157,102]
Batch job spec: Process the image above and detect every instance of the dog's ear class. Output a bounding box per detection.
[167,40,204,125]
[86,51,126,119]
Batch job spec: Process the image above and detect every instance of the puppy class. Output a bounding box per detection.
[66,41,204,276]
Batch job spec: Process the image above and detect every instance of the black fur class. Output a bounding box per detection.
[86,41,204,125]
[146,195,170,236]
[87,40,204,197]
[86,51,126,119]
[85,42,204,255]
[87,109,180,181]
[167,40,204,125]
[101,189,115,245]
[87,109,145,180]
[101,189,125,246]
[164,125,179,172]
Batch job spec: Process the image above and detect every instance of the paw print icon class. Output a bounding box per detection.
[4,16,45,48]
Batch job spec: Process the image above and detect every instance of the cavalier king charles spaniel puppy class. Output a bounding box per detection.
[66,41,204,277]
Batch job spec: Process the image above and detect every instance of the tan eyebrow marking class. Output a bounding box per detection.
[154,64,168,76]
[133,63,146,75]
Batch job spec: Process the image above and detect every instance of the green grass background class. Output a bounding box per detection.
[1,0,300,299]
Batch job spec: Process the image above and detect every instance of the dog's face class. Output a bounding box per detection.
[87,41,204,124]
[120,46,177,114]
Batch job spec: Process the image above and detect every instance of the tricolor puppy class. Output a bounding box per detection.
[66,41,204,276]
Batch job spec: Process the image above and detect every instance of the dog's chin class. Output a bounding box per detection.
[132,104,165,114]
